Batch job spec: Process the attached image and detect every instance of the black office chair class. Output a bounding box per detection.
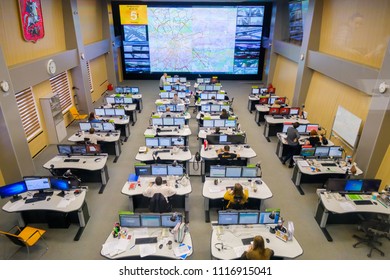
[149,193,172,213]
[352,214,390,257]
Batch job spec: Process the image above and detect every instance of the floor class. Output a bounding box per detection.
[0,80,388,260]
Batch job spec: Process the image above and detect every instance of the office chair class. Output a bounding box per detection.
[0,225,48,259]
[149,193,172,213]
[352,214,390,257]
[69,106,88,121]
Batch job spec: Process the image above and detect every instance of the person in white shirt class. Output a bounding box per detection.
[159,73,167,90]
[171,93,184,105]
[142,176,177,198]
[87,127,104,144]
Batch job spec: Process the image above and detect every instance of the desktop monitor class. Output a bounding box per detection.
[91,122,103,131]
[152,118,163,126]
[289,107,300,115]
[216,93,225,100]
[197,78,204,84]
[276,97,286,104]
[86,144,101,155]
[279,107,290,115]
[344,179,363,192]
[167,165,184,176]
[179,77,186,83]
[57,144,72,155]
[140,214,161,227]
[204,78,211,84]
[105,108,116,116]
[124,97,133,104]
[306,124,319,133]
[252,88,260,94]
[209,93,217,100]
[203,120,214,128]
[214,119,225,127]
[201,104,211,112]
[161,213,182,227]
[95,108,106,116]
[102,122,116,131]
[179,85,187,91]
[115,108,125,116]
[328,146,343,158]
[221,105,230,111]
[79,122,92,131]
[211,104,220,112]
[119,213,141,227]
[268,97,277,105]
[314,146,330,157]
[134,165,152,176]
[225,166,242,177]
[219,134,228,144]
[296,124,307,133]
[160,91,169,99]
[269,107,280,115]
[362,179,381,193]
[176,104,185,112]
[200,93,208,100]
[214,85,221,91]
[0,181,27,200]
[115,87,123,94]
[49,177,71,192]
[218,211,239,225]
[166,77,173,83]
[130,87,139,93]
[225,119,236,127]
[198,85,205,91]
[163,85,172,91]
[260,88,268,94]
[259,211,279,224]
[114,97,124,104]
[171,85,179,91]
[106,97,115,104]
[177,92,186,98]
[123,87,131,94]
[210,166,226,177]
[282,124,293,133]
[159,137,172,147]
[206,85,213,91]
[163,118,174,126]
[238,211,259,225]
[171,137,184,146]
[173,77,179,83]
[24,177,51,192]
[241,167,257,177]
[300,147,316,157]
[151,165,168,176]
[259,97,268,104]
[145,137,159,147]
[71,144,87,154]
[325,178,346,192]
[174,118,185,126]
[157,105,166,112]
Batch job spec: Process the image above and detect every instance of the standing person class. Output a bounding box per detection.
[240,235,274,260]
[282,122,301,168]
[159,73,167,90]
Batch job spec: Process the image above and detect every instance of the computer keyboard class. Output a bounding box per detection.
[273,115,283,119]
[353,200,373,205]
[25,196,46,204]
[321,162,337,167]
[64,158,80,162]
[33,191,53,198]
[135,237,158,245]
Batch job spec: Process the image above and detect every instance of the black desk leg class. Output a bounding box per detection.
[113,156,119,163]
[321,228,333,242]
[205,210,210,223]
[99,184,106,194]
[74,227,86,241]
[185,211,189,224]
[295,185,305,195]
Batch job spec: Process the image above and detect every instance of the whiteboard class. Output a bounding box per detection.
[332,106,362,147]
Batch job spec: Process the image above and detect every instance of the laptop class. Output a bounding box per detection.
[241,237,253,245]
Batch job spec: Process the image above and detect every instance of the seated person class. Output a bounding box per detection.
[220,108,230,119]
[217,145,240,159]
[142,176,177,198]
[214,127,221,134]
[223,183,248,209]
[305,129,322,147]
[171,93,184,105]
[161,107,173,118]
[240,235,274,260]
[209,96,218,104]
[271,100,282,108]
[88,112,101,122]
[87,127,104,144]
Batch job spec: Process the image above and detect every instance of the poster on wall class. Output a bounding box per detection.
[19,0,45,43]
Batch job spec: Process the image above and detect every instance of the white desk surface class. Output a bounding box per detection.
[43,154,108,171]
[210,224,303,259]
[2,190,86,213]
[276,132,335,146]
[159,92,192,98]
[68,131,121,143]
[319,193,390,215]
[196,112,237,120]
[122,175,192,197]
[296,159,363,176]
[107,92,143,100]
[103,104,137,111]
[97,116,130,125]
[200,145,256,159]
[144,127,192,137]
[198,129,244,139]
[264,115,310,125]
[101,227,193,260]
[202,177,272,200]
[152,112,191,120]
[155,99,190,105]
[196,100,227,106]
[255,104,270,112]
[136,148,192,162]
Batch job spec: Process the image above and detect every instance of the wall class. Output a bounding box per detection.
[78,0,103,44]
[376,145,390,191]
[271,55,298,103]
[90,55,108,102]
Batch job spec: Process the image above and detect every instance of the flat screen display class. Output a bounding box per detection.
[79,122,91,131]
[203,120,214,127]
[146,138,159,147]
[115,97,124,104]
[200,93,208,100]
[140,214,161,227]
[103,122,116,131]
[50,177,71,191]
[161,214,182,227]
[163,118,174,126]
[167,165,184,176]
[218,211,239,225]
[152,118,163,126]
[344,180,363,192]
[219,134,228,143]
[91,122,103,131]
[221,105,230,111]
[106,97,115,104]
[131,87,139,93]
[71,145,87,154]
[306,124,319,133]
[105,108,116,116]
[163,85,172,91]
[57,145,72,155]
[259,211,279,224]
[160,91,169,98]
[300,147,315,157]
[210,166,226,177]
[314,146,330,157]
[171,137,184,146]
[0,181,27,199]
[120,214,141,227]
[211,104,221,112]
[238,211,259,224]
[269,107,280,115]
[124,97,133,104]
[151,165,168,176]
[279,107,290,115]
[241,167,257,177]
[259,97,268,104]
[24,177,51,192]
[201,104,211,112]
[95,108,105,116]
[225,167,242,177]
[214,119,225,127]
[289,107,300,115]
[115,108,126,116]
[328,146,343,158]
[252,88,259,94]
[225,119,236,127]
[362,179,381,193]
[135,165,151,176]
[159,137,172,147]
[174,118,185,126]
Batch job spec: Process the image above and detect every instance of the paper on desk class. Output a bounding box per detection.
[139,244,156,258]
[174,243,192,260]
[102,238,129,257]
[339,201,356,211]
[133,228,149,238]
[298,161,310,167]
[208,186,224,193]
[233,245,247,257]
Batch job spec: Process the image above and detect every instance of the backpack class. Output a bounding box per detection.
[149,193,172,213]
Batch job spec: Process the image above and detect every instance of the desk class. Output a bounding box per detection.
[136,147,192,167]
[275,132,334,160]
[210,224,303,259]
[122,176,192,221]
[152,112,191,121]
[2,190,89,241]
[101,227,193,259]
[144,127,192,137]
[314,191,390,242]
[43,154,109,194]
[202,177,272,222]
[195,100,227,107]
[155,98,191,106]
[263,115,309,142]
[98,116,131,141]
[254,104,270,125]
[106,92,143,113]
[248,95,262,113]
[291,158,363,195]
[68,131,122,163]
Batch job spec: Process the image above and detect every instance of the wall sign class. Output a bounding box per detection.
[19,0,45,43]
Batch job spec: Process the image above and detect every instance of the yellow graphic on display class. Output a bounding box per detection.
[120,5,148,25]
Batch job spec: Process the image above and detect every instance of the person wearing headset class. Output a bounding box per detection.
[217,145,240,160]
[240,235,274,260]
[142,176,177,198]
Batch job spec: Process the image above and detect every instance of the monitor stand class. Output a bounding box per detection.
[57,191,66,197]
[10,195,22,203]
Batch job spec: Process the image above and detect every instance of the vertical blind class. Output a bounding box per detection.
[15,87,41,140]
[86,61,94,93]
[49,71,72,113]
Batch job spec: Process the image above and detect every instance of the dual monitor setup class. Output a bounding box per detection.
[325,178,381,194]
[160,91,187,99]
[106,96,134,105]
[196,77,219,84]
[145,137,185,148]
[210,165,258,178]
[119,212,183,228]
[135,164,185,177]
[258,96,287,106]
[57,144,101,156]
[198,84,222,92]
[199,92,225,100]
[115,86,139,94]
[156,104,185,112]
[251,87,268,95]
[203,119,237,128]
[300,146,343,158]
[162,84,189,92]
[282,123,320,135]
[166,76,187,83]
[201,104,230,112]
[0,176,72,201]
[206,134,246,145]
[95,108,126,117]
[151,117,185,126]
[218,210,280,225]
[79,122,116,132]
[269,106,300,116]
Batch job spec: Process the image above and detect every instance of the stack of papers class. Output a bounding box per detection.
[174,243,192,260]
[102,238,130,257]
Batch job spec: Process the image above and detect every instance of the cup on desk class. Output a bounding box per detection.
[214,179,219,185]
[372,192,378,200]
[167,240,172,249]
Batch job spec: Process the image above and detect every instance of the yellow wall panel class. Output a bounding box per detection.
[0,0,66,66]
[305,72,371,156]
[0,169,5,186]
[320,0,390,69]
[271,55,298,105]
[376,145,390,191]
[90,55,108,102]
[78,0,103,44]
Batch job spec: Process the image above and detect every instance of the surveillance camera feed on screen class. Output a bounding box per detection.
[116,3,270,79]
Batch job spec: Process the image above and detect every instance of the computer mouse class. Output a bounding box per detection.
[83,161,86,164]
[47,197,51,201]
[159,244,163,249]
[95,158,101,162]
[373,201,377,205]
[266,238,270,243]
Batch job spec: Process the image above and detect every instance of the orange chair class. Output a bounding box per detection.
[69,106,88,121]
